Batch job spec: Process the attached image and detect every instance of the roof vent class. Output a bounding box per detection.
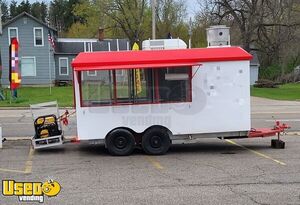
[206,25,230,47]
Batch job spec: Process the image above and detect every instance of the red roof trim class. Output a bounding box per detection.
[72,47,252,71]
[73,63,200,71]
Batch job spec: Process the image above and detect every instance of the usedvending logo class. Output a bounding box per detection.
[2,179,61,203]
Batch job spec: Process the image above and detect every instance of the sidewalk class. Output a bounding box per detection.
[251,97,300,114]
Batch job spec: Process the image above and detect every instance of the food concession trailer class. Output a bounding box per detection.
[68,47,288,156]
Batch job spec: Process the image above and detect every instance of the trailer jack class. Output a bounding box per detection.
[271,138,285,149]
[271,125,287,149]
[248,121,290,149]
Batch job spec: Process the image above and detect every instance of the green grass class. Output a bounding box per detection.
[0,82,147,107]
[0,83,299,107]
[251,83,300,101]
[0,86,74,107]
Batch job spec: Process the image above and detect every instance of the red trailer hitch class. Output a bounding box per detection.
[248,121,290,149]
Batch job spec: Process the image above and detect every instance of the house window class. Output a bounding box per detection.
[59,58,69,75]
[8,27,18,44]
[87,71,97,76]
[21,57,36,77]
[34,27,44,46]
[84,42,93,52]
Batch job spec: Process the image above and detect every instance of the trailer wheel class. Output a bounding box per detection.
[106,129,135,156]
[142,127,171,155]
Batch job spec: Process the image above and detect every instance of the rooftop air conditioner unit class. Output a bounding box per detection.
[142,39,187,50]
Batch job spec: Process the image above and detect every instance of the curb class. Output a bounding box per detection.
[0,107,74,110]
[287,132,300,135]
[4,136,76,141]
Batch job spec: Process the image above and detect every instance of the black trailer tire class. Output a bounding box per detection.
[271,139,285,149]
[106,129,135,156]
[142,127,171,155]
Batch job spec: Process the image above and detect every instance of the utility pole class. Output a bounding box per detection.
[188,17,192,49]
[0,4,4,101]
[151,0,156,39]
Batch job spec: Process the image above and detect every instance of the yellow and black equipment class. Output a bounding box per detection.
[30,101,65,149]
[34,114,62,139]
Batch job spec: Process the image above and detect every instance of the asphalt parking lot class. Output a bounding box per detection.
[1,135,300,205]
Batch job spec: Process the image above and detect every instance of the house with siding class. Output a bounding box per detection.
[0,12,129,86]
[0,12,57,86]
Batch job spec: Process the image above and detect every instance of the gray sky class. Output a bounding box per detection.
[12,0,199,18]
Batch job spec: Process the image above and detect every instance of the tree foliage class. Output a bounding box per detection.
[67,0,112,38]
[196,0,300,81]
[7,0,48,23]
[155,0,189,42]
[101,0,150,43]
[31,2,48,23]
[9,0,18,18]
[67,0,189,44]
[17,0,30,14]
[49,0,81,35]
[0,0,9,22]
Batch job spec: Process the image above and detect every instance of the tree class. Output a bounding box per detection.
[65,0,81,27]
[67,0,104,38]
[68,0,152,43]
[31,2,48,23]
[191,1,218,48]
[156,0,189,41]
[40,2,48,23]
[195,0,300,80]
[102,0,150,43]
[9,0,18,18]
[256,1,300,66]
[49,0,67,34]
[31,2,42,20]
[68,0,189,44]
[17,0,31,14]
[49,0,81,35]
[0,0,9,23]
[200,0,263,51]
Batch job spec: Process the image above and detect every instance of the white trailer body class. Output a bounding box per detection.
[72,47,252,143]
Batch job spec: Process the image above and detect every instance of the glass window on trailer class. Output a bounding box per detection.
[155,67,191,103]
[79,67,191,107]
[81,70,113,106]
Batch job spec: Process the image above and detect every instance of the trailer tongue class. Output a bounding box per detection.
[248,121,290,148]
[248,121,289,138]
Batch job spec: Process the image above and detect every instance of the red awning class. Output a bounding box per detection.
[71,47,252,71]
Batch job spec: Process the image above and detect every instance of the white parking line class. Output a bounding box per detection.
[225,140,286,166]
[265,119,300,122]
[1,122,32,125]
[252,112,300,114]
